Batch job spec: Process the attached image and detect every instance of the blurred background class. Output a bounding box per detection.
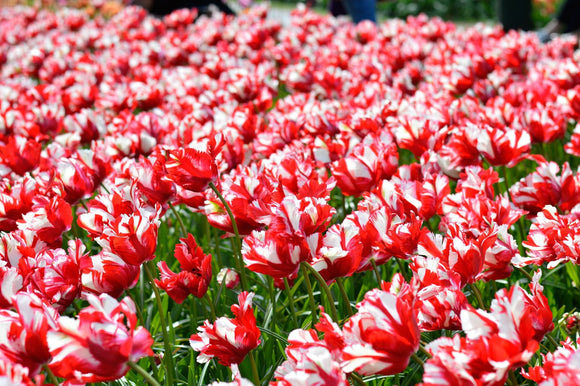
[274,0,562,27]
[0,0,565,31]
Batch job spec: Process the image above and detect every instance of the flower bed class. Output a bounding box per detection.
[1,4,580,385]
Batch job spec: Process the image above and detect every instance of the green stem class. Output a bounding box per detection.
[248,351,260,386]
[541,142,549,160]
[546,333,559,348]
[395,257,410,282]
[43,365,59,386]
[72,300,82,314]
[168,202,188,238]
[100,182,111,194]
[209,182,248,291]
[283,277,299,329]
[336,277,354,316]
[508,370,519,386]
[301,264,319,326]
[267,277,277,328]
[212,227,223,268]
[410,353,424,366]
[348,372,366,386]
[469,282,486,310]
[369,258,382,285]
[126,292,160,380]
[517,267,534,282]
[214,273,227,314]
[203,214,212,251]
[190,295,199,327]
[501,165,512,199]
[539,341,551,353]
[204,293,217,321]
[419,345,432,359]
[144,262,175,386]
[514,217,526,257]
[301,262,339,322]
[128,361,162,386]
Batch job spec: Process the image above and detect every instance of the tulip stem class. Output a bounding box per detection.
[268,277,277,326]
[517,267,534,282]
[212,227,223,267]
[283,277,299,329]
[209,182,248,291]
[214,274,227,314]
[204,293,216,321]
[128,361,162,386]
[301,264,319,326]
[410,353,424,366]
[469,282,485,310]
[348,372,366,386]
[546,333,559,347]
[395,257,409,282]
[43,365,59,386]
[419,345,432,358]
[144,262,175,386]
[336,277,354,316]
[168,202,188,238]
[248,351,260,386]
[301,262,338,322]
[370,258,382,285]
[508,370,519,386]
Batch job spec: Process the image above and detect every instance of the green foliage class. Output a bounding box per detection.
[378,0,495,21]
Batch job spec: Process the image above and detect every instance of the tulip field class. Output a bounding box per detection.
[3,2,580,385]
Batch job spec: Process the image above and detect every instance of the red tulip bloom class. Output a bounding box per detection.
[422,276,553,386]
[0,292,58,376]
[311,220,363,284]
[523,338,580,385]
[190,291,261,366]
[476,125,531,167]
[155,233,212,303]
[418,225,496,286]
[0,361,36,386]
[18,196,72,247]
[205,164,274,235]
[28,240,83,312]
[217,268,240,290]
[165,147,218,192]
[63,109,106,144]
[520,106,566,144]
[331,133,398,197]
[411,256,468,331]
[0,175,37,232]
[392,116,446,159]
[129,153,175,206]
[80,250,140,298]
[439,123,482,169]
[242,229,309,281]
[460,278,553,368]
[56,149,107,204]
[420,335,503,386]
[0,136,42,176]
[0,266,23,308]
[99,210,160,266]
[519,206,580,268]
[48,294,154,383]
[77,187,137,239]
[564,123,580,158]
[274,329,348,386]
[342,274,420,376]
[510,160,580,216]
[442,185,525,237]
[274,310,347,385]
[355,204,425,268]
